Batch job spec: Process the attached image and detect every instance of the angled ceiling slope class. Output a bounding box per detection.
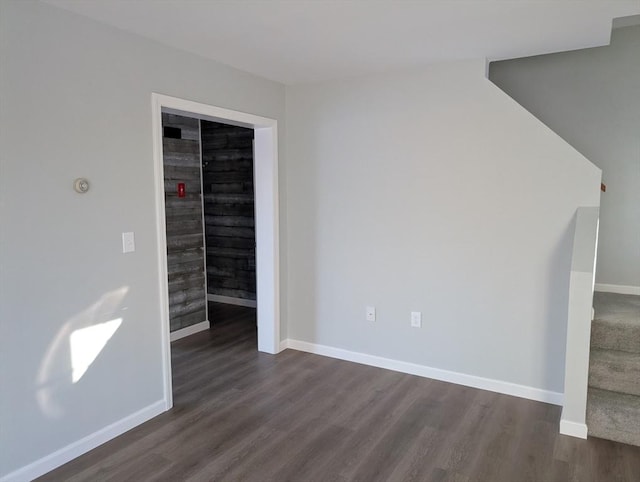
[43,0,640,84]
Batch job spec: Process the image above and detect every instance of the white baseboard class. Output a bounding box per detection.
[282,339,563,406]
[207,294,257,308]
[594,283,640,295]
[170,320,209,342]
[559,418,588,439]
[0,400,167,482]
[279,339,289,352]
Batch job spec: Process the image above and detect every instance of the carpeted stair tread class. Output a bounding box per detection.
[589,348,640,396]
[587,387,640,446]
[593,292,640,324]
[591,317,640,354]
[592,293,640,354]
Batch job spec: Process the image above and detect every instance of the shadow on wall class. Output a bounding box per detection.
[36,287,128,419]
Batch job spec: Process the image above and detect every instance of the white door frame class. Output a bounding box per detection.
[151,93,281,410]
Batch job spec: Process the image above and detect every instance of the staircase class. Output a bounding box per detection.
[587,292,640,446]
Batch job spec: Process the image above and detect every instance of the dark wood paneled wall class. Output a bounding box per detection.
[162,113,207,331]
[201,120,256,301]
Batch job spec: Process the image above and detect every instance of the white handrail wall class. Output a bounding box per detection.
[560,207,600,438]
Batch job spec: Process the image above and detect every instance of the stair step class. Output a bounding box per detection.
[588,349,640,396]
[587,387,640,446]
[591,318,640,354]
[591,292,640,354]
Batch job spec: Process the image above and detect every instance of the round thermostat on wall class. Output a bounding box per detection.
[73,178,90,193]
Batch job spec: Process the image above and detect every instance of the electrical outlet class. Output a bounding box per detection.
[366,306,376,322]
[122,232,135,253]
[411,311,422,328]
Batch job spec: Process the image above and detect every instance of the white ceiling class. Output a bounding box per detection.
[43,0,640,85]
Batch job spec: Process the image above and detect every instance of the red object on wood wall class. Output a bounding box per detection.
[177,182,186,198]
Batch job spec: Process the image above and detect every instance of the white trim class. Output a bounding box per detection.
[0,401,165,482]
[170,321,210,342]
[151,95,174,413]
[207,294,257,308]
[160,99,278,130]
[279,339,289,352]
[152,93,281,412]
[559,417,588,439]
[594,283,640,295]
[283,339,563,406]
[253,126,280,354]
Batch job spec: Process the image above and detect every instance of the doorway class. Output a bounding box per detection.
[151,94,281,411]
[201,119,257,308]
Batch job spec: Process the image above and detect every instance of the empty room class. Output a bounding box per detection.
[1,1,639,481]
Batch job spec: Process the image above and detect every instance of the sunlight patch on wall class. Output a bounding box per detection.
[69,318,122,383]
[36,286,129,418]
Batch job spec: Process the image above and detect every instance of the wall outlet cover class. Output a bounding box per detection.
[122,232,135,253]
[411,311,422,328]
[366,306,376,322]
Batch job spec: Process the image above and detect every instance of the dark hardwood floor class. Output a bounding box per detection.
[39,303,640,481]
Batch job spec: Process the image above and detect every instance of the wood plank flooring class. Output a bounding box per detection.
[39,303,640,481]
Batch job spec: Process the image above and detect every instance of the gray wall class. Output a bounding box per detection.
[201,121,257,302]
[490,26,640,289]
[0,1,285,477]
[162,113,207,331]
[286,60,600,397]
